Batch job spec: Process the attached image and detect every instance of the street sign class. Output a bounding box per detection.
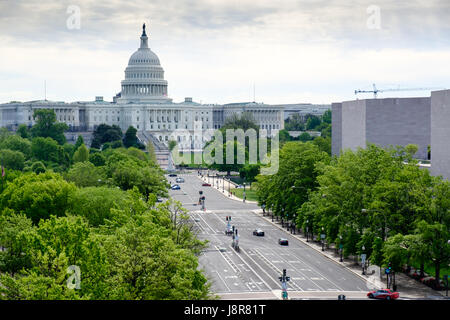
[320,234,325,239]
[385,268,390,274]
[361,254,367,264]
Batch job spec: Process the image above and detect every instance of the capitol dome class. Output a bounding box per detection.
[117,24,171,103]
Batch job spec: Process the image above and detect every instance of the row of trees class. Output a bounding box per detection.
[91,124,145,150]
[255,141,450,288]
[0,110,212,299]
[200,112,330,183]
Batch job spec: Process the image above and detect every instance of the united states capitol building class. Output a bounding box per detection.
[0,25,286,153]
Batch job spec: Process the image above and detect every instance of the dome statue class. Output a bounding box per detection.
[117,24,171,103]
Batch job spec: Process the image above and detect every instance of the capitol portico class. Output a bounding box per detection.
[0,24,284,152]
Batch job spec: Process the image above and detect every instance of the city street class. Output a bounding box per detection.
[168,172,371,300]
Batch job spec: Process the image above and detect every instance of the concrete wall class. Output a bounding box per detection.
[331,102,342,156]
[431,90,450,180]
[333,97,431,160]
[341,99,366,152]
[365,98,430,159]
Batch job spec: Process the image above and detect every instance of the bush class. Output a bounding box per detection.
[0,149,25,171]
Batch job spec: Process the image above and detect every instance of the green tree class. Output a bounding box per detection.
[0,149,25,171]
[16,124,30,139]
[89,152,106,167]
[306,115,321,130]
[299,132,312,142]
[31,137,66,165]
[123,126,139,148]
[284,113,305,131]
[73,144,89,163]
[68,186,128,227]
[0,172,77,224]
[74,135,84,151]
[0,213,35,275]
[65,161,105,188]
[30,109,68,145]
[0,135,32,159]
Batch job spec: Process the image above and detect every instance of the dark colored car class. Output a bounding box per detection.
[168,173,177,177]
[367,289,399,300]
[202,183,211,186]
[278,238,289,246]
[171,184,181,190]
[253,229,265,236]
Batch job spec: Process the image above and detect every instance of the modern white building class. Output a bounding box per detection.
[0,24,284,152]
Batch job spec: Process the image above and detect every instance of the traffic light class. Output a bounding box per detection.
[279,269,290,282]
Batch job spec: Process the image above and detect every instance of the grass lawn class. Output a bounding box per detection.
[230,187,258,202]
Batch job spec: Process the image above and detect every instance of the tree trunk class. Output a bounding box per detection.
[435,261,441,289]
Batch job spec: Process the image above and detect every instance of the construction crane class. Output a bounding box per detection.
[354,83,445,99]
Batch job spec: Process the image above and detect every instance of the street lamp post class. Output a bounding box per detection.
[321,227,325,251]
[361,245,366,275]
[306,220,309,242]
[339,235,343,262]
[243,182,246,203]
[292,214,296,234]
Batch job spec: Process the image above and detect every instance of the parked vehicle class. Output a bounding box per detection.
[367,289,399,300]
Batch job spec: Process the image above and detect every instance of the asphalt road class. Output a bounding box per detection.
[168,172,370,300]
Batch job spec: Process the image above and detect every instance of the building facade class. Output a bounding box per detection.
[0,25,284,152]
[431,89,450,180]
[331,97,431,160]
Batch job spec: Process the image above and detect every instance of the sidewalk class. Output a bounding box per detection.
[196,172,448,300]
[199,174,258,204]
[255,209,449,300]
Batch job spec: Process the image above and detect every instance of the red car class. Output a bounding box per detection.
[367,289,399,300]
[202,183,211,186]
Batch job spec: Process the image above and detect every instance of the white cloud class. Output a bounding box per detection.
[0,0,449,104]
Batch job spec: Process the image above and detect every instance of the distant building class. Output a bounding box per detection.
[0,24,284,154]
[331,97,431,160]
[431,89,450,180]
[271,103,331,121]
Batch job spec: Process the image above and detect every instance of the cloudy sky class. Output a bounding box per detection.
[0,0,449,105]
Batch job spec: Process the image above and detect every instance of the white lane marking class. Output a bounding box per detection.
[215,271,232,292]
[273,248,346,291]
[237,248,280,290]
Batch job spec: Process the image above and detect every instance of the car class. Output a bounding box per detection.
[171,184,181,190]
[367,289,399,300]
[176,177,185,183]
[253,229,265,236]
[202,183,211,186]
[156,198,163,203]
[168,173,177,177]
[278,238,289,246]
